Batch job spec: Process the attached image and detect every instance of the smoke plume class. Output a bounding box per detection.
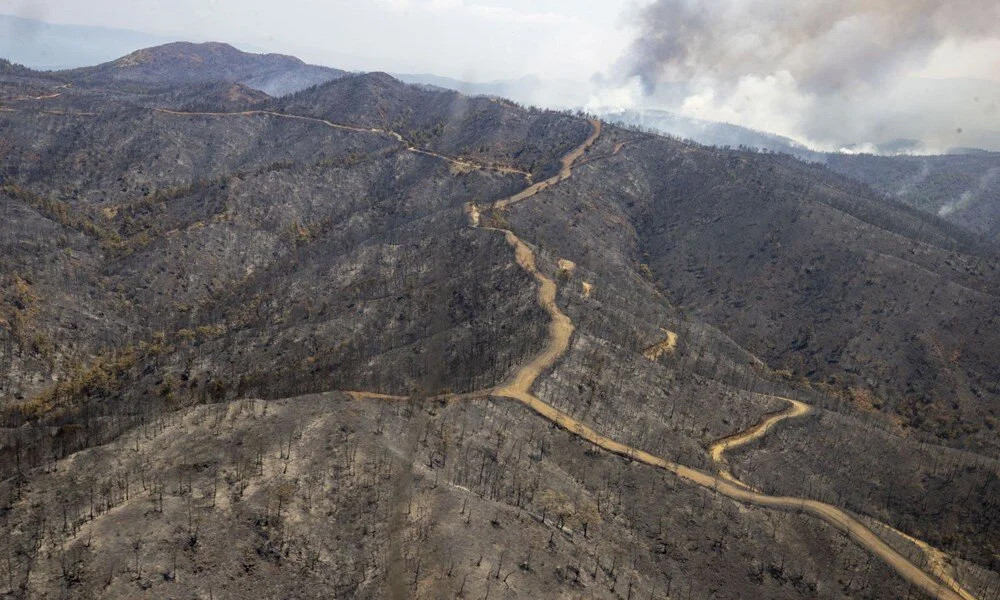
[618,0,1000,151]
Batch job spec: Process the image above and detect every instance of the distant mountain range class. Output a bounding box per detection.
[4,20,998,243]
[0,13,171,69]
[597,108,821,159]
[597,108,1000,243]
[6,14,998,150]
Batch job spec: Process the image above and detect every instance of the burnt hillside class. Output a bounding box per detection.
[1,48,998,600]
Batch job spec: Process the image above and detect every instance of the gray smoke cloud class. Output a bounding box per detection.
[617,0,1000,152]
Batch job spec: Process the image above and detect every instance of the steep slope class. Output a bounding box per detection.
[3,394,938,600]
[0,69,586,438]
[826,152,1000,243]
[499,126,1000,575]
[281,73,593,178]
[617,112,1000,245]
[1,49,999,600]
[62,41,346,96]
[548,139,1000,454]
[601,107,822,161]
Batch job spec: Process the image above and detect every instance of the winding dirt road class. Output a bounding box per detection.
[491,119,601,210]
[154,108,531,179]
[1,83,70,103]
[491,230,575,400]
[344,118,973,600]
[485,226,968,600]
[708,395,977,599]
[13,89,974,598]
[708,396,810,487]
[0,83,72,112]
[465,120,972,600]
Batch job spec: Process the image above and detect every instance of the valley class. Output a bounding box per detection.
[1,42,998,600]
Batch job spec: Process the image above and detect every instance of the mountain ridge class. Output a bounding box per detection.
[1,42,998,600]
[60,40,347,96]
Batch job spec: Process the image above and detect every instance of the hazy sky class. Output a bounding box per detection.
[1,0,638,81]
[621,0,1000,151]
[2,0,998,151]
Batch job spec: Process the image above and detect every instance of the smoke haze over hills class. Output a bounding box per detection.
[2,1,998,151]
[614,0,1000,152]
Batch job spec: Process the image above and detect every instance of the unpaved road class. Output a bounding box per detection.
[471,119,972,600]
[1,83,70,103]
[709,396,976,599]
[109,102,982,599]
[343,116,971,600]
[154,108,530,178]
[0,83,72,112]
[491,229,575,400]
[708,396,810,487]
[492,119,601,210]
[890,525,979,600]
[488,219,967,599]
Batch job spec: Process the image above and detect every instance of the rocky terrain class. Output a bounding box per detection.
[612,110,1000,246]
[1,44,998,600]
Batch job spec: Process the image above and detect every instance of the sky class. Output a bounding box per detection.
[1,0,638,81]
[619,0,1000,152]
[2,0,998,152]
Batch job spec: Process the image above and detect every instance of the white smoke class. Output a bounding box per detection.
[938,166,1000,216]
[614,0,1000,151]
